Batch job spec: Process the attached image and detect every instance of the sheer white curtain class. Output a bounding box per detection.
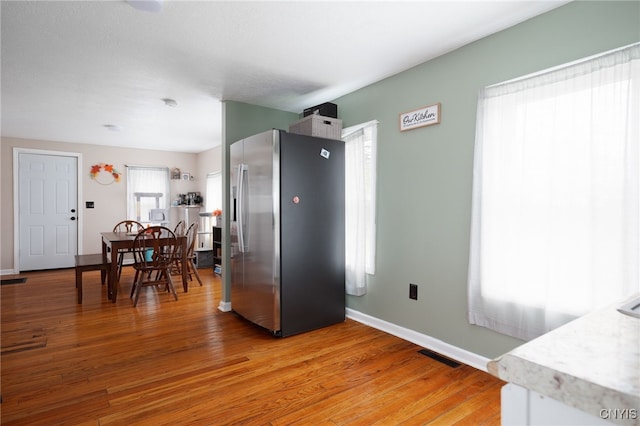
[126,166,170,224]
[205,172,222,213]
[343,120,378,296]
[468,43,640,341]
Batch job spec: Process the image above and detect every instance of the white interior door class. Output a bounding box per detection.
[18,152,78,271]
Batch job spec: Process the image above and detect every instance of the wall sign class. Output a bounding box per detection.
[399,102,441,132]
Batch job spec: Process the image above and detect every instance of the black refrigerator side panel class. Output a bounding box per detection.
[279,132,346,337]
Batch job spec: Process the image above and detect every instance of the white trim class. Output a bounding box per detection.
[12,148,83,273]
[125,165,170,171]
[346,308,491,372]
[488,41,640,88]
[341,120,379,139]
[218,301,232,312]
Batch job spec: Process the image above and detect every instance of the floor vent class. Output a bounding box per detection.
[418,349,461,368]
[1,276,27,285]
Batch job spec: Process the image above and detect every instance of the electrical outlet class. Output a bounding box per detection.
[409,283,418,300]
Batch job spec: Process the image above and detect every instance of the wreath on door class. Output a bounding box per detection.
[90,163,121,185]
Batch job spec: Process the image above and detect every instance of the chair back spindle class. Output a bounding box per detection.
[173,220,186,237]
[113,220,144,234]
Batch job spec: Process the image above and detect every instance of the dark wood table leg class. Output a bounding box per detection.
[102,239,112,301]
[182,237,188,292]
[75,265,82,304]
[110,242,120,302]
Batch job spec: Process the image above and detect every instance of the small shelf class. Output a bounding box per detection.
[197,230,213,250]
[213,226,222,275]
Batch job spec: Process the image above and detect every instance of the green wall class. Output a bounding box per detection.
[220,101,298,302]
[223,101,298,146]
[334,0,640,358]
[222,1,640,358]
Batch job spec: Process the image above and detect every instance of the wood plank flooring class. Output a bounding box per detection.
[1,266,503,425]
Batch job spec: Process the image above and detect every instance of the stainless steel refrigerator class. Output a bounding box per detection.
[230,129,345,337]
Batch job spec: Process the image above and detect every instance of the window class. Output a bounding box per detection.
[126,166,170,226]
[343,120,378,296]
[468,43,640,340]
[205,172,222,213]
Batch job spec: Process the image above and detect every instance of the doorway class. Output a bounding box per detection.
[13,148,82,272]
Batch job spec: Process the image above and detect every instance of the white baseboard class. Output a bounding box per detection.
[218,301,232,312]
[1,269,18,276]
[346,308,490,372]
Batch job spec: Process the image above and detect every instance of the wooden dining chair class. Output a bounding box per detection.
[171,222,203,288]
[112,220,144,279]
[185,222,203,287]
[130,226,179,307]
[173,220,185,236]
[153,220,184,283]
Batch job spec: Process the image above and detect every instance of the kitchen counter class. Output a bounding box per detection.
[488,294,640,425]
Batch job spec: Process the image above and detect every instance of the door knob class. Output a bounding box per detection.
[70,217,76,221]
[71,209,76,213]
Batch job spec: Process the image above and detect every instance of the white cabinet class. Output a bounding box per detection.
[502,383,615,426]
[171,205,200,228]
[489,296,639,426]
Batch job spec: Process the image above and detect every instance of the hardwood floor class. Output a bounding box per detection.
[1,266,503,425]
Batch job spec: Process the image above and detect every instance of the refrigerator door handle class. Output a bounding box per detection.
[236,163,248,252]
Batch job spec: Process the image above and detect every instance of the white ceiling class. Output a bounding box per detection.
[1,0,570,153]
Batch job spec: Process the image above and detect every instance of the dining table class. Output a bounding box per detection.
[101,231,188,303]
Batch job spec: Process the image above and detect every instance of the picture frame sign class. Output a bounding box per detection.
[399,103,441,132]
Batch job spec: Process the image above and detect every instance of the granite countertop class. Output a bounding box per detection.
[488,293,640,426]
